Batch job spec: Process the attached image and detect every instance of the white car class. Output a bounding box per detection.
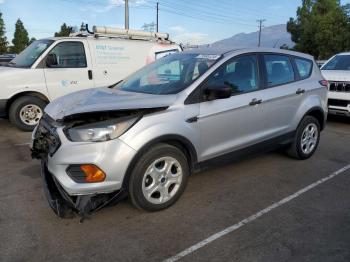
[0,26,181,131]
[321,52,350,117]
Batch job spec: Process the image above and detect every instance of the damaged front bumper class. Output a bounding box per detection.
[32,114,136,218]
[40,161,126,219]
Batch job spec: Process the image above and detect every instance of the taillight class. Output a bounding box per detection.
[319,80,329,87]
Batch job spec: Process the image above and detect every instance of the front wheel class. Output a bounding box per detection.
[128,143,189,211]
[287,115,320,160]
[9,96,47,131]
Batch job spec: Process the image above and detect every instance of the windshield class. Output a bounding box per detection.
[115,53,221,95]
[322,55,350,70]
[8,39,54,68]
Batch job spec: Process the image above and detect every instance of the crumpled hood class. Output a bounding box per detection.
[321,70,350,81]
[45,87,177,120]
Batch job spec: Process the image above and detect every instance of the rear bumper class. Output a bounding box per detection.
[0,99,7,118]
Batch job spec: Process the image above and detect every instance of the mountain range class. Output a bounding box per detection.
[210,24,294,49]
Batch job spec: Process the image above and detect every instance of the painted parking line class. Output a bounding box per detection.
[164,164,350,262]
[15,142,31,146]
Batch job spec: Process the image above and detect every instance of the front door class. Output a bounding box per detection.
[43,40,94,100]
[198,54,267,161]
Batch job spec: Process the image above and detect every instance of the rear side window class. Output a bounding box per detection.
[263,55,295,87]
[295,58,312,79]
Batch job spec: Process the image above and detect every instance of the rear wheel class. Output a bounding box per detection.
[129,143,189,211]
[9,96,47,131]
[287,115,320,160]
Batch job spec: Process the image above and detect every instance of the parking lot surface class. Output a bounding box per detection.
[0,116,349,262]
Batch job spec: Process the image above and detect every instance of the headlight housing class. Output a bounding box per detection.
[65,116,139,142]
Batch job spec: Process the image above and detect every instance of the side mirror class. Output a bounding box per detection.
[46,53,58,68]
[204,85,232,101]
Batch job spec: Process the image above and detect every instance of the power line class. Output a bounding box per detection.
[158,7,255,27]
[174,0,287,21]
[151,4,258,27]
[150,0,284,24]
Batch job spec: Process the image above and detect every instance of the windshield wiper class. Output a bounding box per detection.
[108,80,123,89]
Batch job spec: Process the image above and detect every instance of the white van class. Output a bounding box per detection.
[0,26,181,130]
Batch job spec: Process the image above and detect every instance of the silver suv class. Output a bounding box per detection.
[32,48,327,217]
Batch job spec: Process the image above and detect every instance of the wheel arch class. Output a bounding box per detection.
[304,106,326,130]
[6,91,50,114]
[122,134,198,189]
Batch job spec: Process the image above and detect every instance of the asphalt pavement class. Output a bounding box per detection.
[0,116,349,262]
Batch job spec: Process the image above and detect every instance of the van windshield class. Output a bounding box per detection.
[322,55,350,70]
[115,53,221,95]
[8,39,54,68]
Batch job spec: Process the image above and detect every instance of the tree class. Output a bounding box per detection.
[287,0,350,59]
[0,11,7,54]
[12,19,29,54]
[54,23,72,37]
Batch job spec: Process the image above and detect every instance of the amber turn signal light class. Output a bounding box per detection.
[80,164,106,183]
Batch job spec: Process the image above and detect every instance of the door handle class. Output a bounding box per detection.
[88,70,93,80]
[296,88,305,95]
[249,98,263,106]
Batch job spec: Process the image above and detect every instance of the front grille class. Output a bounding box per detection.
[32,114,61,158]
[329,82,350,92]
[328,99,349,107]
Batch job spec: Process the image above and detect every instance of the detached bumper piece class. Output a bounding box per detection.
[41,162,126,220]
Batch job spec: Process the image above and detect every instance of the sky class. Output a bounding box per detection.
[1,0,350,45]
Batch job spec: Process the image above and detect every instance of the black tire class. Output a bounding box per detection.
[9,96,47,132]
[287,115,321,160]
[129,143,190,212]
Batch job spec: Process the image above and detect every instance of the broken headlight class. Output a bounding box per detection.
[66,117,139,142]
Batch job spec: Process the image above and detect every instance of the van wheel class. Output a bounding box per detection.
[129,143,189,211]
[287,116,320,160]
[9,96,47,131]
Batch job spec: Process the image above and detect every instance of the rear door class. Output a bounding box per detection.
[43,40,94,100]
[198,54,267,161]
[258,54,310,137]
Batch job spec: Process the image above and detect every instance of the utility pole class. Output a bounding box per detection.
[257,19,266,47]
[156,2,159,32]
[125,0,129,29]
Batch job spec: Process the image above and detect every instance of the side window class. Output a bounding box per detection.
[46,42,87,68]
[263,55,294,87]
[294,58,312,79]
[206,55,259,94]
